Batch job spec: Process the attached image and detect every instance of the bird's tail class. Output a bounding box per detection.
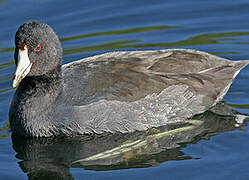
[230,60,249,79]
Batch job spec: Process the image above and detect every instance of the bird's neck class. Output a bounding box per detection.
[9,66,63,136]
[18,66,62,109]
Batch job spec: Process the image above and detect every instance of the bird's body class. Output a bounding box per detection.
[9,22,249,137]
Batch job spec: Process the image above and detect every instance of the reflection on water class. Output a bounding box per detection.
[62,30,249,55]
[60,25,181,42]
[228,103,249,109]
[11,102,248,179]
[0,61,14,70]
[0,47,14,53]
[0,121,10,139]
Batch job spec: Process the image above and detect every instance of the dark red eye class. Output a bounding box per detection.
[35,44,41,52]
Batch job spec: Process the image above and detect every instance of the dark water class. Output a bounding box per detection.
[1,0,249,179]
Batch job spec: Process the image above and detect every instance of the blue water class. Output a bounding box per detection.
[1,0,249,179]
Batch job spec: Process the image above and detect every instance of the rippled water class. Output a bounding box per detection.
[1,0,249,179]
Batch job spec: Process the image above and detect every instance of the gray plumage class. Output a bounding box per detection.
[9,21,249,137]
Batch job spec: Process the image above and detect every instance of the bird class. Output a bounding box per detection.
[9,21,249,137]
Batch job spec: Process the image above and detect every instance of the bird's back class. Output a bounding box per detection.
[61,49,233,104]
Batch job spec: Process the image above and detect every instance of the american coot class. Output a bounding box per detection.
[9,21,249,137]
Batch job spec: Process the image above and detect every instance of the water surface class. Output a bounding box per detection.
[1,0,249,179]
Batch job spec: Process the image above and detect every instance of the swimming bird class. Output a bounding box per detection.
[9,21,249,137]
